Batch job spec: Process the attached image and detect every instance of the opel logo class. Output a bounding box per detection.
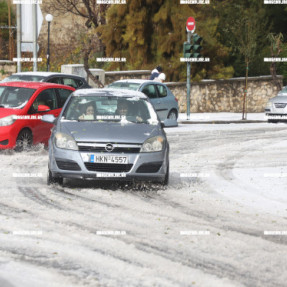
[105,143,114,152]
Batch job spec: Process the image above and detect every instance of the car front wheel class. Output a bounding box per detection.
[47,168,63,186]
[15,129,33,151]
[162,163,169,186]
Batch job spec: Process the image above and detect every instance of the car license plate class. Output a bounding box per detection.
[90,155,128,164]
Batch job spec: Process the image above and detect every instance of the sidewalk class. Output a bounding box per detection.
[178,113,267,124]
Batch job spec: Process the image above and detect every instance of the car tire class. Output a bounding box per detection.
[47,168,63,186]
[15,129,33,152]
[162,163,169,186]
[167,110,178,120]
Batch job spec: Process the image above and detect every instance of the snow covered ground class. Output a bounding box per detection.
[178,112,266,122]
[0,120,287,287]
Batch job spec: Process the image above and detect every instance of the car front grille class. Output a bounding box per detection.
[77,142,141,153]
[136,162,163,173]
[274,103,287,109]
[56,159,81,171]
[84,163,133,172]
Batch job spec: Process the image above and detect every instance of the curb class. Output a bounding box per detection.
[178,120,267,124]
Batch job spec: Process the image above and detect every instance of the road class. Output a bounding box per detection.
[0,123,287,287]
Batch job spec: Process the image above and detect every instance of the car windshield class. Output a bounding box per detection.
[2,75,45,83]
[279,87,287,94]
[108,82,141,91]
[0,86,36,108]
[62,95,158,125]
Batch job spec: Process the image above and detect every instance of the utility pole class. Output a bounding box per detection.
[32,4,38,71]
[186,32,191,120]
[184,17,196,120]
[16,4,21,72]
[8,0,13,60]
[183,17,204,120]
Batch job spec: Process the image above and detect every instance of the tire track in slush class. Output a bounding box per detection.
[48,186,287,287]
[0,242,185,287]
[1,126,286,287]
[17,186,64,210]
[6,184,250,286]
[42,176,287,248]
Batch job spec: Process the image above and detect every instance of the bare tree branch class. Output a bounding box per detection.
[44,0,110,85]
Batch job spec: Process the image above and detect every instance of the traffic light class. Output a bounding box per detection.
[192,34,203,58]
[183,41,192,58]
[183,34,203,59]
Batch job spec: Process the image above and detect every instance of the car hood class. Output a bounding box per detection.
[269,96,287,103]
[59,121,160,144]
[0,108,23,119]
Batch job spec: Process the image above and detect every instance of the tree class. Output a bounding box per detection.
[97,0,163,71]
[46,0,110,86]
[267,33,284,91]
[0,0,15,60]
[97,0,233,81]
[216,1,268,119]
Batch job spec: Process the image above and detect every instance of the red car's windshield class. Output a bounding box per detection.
[0,86,36,109]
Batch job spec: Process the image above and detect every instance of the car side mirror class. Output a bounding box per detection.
[37,104,51,112]
[42,114,56,124]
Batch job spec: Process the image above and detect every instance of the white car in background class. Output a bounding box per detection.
[265,86,287,122]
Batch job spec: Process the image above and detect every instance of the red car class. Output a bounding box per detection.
[0,82,75,150]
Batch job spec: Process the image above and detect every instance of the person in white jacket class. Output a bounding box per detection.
[149,65,163,80]
[154,72,166,83]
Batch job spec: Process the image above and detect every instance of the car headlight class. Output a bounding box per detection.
[266,102,273,108]
[55,132,78,150]
[140,136,164,152]
[0,115,16,127]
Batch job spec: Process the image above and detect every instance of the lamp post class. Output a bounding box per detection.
[45,14,53,72]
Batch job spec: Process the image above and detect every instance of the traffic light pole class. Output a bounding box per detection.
[186,31,191,120]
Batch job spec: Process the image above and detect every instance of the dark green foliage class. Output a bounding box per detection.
[277,45,287,85]
[0,1,9,43]
[0,0,15,60]
[0,1,9,26]
[97,0,233,81]
[4,0,287,82]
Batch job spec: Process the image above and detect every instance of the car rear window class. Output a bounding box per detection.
[2,75,45,82]
[62,78,78,89]
[108,82,141,91]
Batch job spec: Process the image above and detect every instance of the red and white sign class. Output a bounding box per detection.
[186,17,196,33]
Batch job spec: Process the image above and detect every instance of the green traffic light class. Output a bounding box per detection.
[192,34,203,58]
[193,34,202,44]
[183,41,193,58]
[183,35,203,59]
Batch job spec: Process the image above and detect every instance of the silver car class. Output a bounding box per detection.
[265,86,287,122]
[42,89,172,186]
[108,79,179,121]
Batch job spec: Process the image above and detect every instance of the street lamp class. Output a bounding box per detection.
[45,14,53,72]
